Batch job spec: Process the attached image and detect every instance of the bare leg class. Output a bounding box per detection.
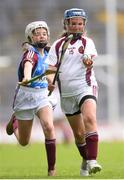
[67,114,87,158]
[67,114,88,176]
[80,99,102,174]
[17,120,33,146]
[37,105,56,176]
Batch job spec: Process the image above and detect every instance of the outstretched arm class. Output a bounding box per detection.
[23,61,33,83]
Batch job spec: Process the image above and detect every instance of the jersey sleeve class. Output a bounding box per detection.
[45,41,58,66]
[84,38,98,59]
[21,50,37,68]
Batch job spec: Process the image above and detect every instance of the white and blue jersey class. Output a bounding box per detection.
[18,46,48,89]
[13,46,52,116]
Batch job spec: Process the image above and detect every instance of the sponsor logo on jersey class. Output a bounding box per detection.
[68,47,76,54]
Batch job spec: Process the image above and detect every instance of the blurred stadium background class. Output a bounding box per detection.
[0,0,124,143]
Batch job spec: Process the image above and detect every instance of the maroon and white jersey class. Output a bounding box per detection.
[46,36,98,97]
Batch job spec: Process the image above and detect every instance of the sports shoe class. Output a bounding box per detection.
[80,159,89,176]
[48,169,56,176]
[6,114,18,135]
[87,160,102,174]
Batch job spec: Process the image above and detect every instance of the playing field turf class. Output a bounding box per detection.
[0,142,124,179]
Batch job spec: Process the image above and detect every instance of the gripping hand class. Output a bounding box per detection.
[82,54,93,67]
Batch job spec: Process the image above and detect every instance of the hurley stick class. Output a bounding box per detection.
[18,69,56,85]
[49,34,73,96]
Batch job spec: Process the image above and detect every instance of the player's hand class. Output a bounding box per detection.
[19,78,31,85]
[82,54,93,68]
[48,83,56,92]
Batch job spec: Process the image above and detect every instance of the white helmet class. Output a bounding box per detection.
[25,21,50,42]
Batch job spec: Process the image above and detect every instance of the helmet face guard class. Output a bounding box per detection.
[33,41,48,49]
[25,21,50,44]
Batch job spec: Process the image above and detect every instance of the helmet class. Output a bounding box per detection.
[64,8,87,21]
[25,21,50,42]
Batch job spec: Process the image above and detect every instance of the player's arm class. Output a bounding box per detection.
[23,61,33,83]
[20,49,37,84]
[47,71,56,92]
[83,38,97,68]
[45,45,57,92]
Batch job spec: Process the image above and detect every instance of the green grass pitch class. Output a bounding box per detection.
[0,142,124,179]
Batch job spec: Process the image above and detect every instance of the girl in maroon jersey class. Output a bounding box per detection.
[46,8,102,176]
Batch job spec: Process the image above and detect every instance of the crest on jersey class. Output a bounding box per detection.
[78,46,85,54]
[68,47,75,54]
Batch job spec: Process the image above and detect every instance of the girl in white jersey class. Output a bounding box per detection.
[6,21,56,176]
[46,8,102,176]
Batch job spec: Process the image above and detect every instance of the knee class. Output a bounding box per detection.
[83,114,97,129]
[46,124,54,134]
[44,124,55,138]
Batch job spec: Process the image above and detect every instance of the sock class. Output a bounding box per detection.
[85,132,98,160]
[45,139,56,171]
[76,142,87,160]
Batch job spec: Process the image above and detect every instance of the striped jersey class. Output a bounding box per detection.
[46,35,98,97]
